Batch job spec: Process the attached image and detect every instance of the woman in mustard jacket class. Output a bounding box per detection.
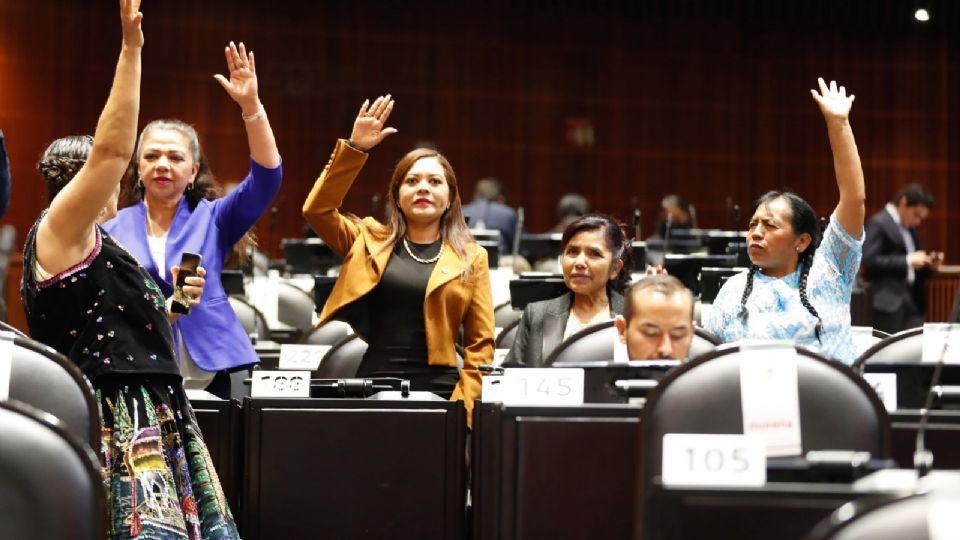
[303,95,494,422]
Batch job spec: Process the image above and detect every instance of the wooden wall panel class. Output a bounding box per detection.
[0,0,957,274]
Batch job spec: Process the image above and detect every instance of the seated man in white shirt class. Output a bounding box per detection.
[614,275,695,360]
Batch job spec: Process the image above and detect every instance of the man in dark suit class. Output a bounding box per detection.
[862,183,941,333]
[462,177,519,253]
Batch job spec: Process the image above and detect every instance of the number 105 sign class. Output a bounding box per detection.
[662,433,767,487]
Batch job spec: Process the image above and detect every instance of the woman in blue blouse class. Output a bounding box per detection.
[704,78,865,365]
[104,41,282,395]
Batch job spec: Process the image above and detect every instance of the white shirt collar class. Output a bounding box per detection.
[884,203,904,228]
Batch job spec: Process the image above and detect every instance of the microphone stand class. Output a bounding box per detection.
[914,324,957,478]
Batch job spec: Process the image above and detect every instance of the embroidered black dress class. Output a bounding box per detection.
[21,213,240,540]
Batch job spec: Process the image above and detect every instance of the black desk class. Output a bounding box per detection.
[190,398,242,514]
[473,402,642,540]
[646,480,884,540]
[889,409,960,469]
[241,398,467,540]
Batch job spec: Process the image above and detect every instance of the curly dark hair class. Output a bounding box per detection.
[36,135,94,203]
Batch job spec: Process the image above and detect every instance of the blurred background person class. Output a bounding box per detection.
[462,177,519,253]
[549,192,589,233]
[862,183,941,333]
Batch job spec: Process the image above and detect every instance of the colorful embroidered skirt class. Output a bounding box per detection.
[96,376,240,539]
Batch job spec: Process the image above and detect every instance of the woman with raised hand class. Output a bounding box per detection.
[303,95,494,426]
[705,78,866,365]
[504,213,632,367]
[104,40,282,398]
[21,1,239,537]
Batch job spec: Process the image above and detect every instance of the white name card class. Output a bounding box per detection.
[928,490,960,540]
[662,433,767,487]
[483,368,584,405]
[739,344,802,457]
[278,344,330,371]
[482,375,506,402]
[863,373,898,412]
[922,323,960,364]
[0,332,14,400]
[251,370,311,398]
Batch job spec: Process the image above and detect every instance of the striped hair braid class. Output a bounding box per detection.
[738,264,761,324]
[797,250,823,342]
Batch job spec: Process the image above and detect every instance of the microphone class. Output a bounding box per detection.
[512,207,524,274]
[913,324,957,478]
[663,212,674,256]
[688,204,698,229]
[371,193,382,216]
[633,209,642,241]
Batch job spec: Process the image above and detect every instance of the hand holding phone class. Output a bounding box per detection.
[171,252,202,314]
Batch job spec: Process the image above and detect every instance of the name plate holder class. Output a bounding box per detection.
[278,344,331,371]
[481,368,584,405]
[863,373,898,411]
[251,370,311,398]
[662,433,767,487]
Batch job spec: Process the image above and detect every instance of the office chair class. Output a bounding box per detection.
[277,280,316,332]
[806,492,940,540]
[494,301,523,330]
[638,344,890,538]
[545,321,619,366]
[0,400,106,540]
[855,327,924,371]
[315,333,369,379]
[228,296,270,343]
[688,327,721,359]
[300,320,354,346]
[495,318,521,350]
[6,335,99,450]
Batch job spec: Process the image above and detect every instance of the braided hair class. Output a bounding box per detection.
[738,191,823,342]
[36,135,94,203]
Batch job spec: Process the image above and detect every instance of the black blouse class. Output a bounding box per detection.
[21,214,180,380]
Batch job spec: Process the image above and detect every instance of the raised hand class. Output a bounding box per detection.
[214,41,261,116]
[119,0,144,48]
[810,77,854,122]
[349,95,398,152]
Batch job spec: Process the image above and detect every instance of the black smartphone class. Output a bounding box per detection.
[170,252,202,314]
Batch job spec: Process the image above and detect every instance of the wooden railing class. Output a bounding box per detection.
[927,265,960,323]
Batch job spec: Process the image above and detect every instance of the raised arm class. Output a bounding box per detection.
[302,96,396,254]
[811,77,865,239]
[38,0,143,273]
[214,41,280,168]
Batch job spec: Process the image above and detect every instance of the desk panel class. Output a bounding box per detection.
[242,398,466,540]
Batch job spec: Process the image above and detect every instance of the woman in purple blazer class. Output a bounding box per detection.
[103,41,282,397]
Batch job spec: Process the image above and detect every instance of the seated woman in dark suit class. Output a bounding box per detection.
[504,214,632,367]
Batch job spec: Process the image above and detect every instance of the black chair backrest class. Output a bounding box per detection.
[807,492,933,540]
[688,327,721,359]
[277,281,316,332]
[545,321,618,366]
[640,345,890,494]
[0,400,106,540]
[6,336,99,450]
[228,296,269,341]
[494,301,523,330]
[495,318,521,350]
[315,334,369,379]
[0,321,28,338]
[855,327,924,371]
[300,320,354,346]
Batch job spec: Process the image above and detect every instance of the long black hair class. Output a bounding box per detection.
[738,191,824,342]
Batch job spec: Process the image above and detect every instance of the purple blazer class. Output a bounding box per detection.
[103,158,282,372]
